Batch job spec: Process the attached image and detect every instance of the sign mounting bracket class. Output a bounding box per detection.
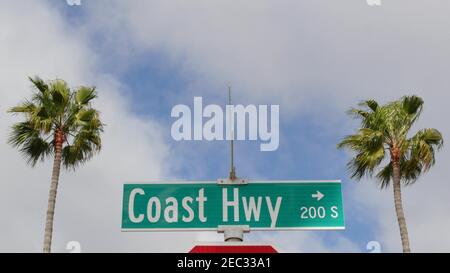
[218,225,250,242]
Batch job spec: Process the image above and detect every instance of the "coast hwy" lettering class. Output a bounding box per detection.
[122,181,345,230]
[127,187,282,227]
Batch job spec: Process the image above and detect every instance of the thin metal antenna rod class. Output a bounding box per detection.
[217,85,248,243]
[228,84,236,180]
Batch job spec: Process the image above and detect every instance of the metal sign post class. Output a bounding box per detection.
[217,85,249,243]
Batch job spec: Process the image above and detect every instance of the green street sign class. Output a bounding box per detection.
[121,181,345,231]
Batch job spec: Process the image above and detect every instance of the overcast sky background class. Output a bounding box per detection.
[0,0,449,252]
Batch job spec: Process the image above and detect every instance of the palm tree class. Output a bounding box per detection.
[337,96,443,253]
[8,76,103,253]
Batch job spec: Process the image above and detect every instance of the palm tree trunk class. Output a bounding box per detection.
[43,131,63,253]
[392,159,411,253]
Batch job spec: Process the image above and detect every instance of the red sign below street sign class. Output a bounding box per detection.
[189,244,278,253]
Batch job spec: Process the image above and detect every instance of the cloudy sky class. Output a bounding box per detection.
[1,0,449,253]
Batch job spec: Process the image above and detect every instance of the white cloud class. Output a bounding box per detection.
[0,0,358,253]
[81,0,450,252]
[85,0,450,112]
[2,0,450,253]
[0,0,193,252]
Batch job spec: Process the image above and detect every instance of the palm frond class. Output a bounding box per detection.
[49,79,70,115]
[339,95,443,189]
[75,86,97,106]
[376,162,392,188]
[364,99,379,112]
[62,128,102,169]
[402,95,423,116]
[8,121,53,166]
[28,76,49,94]
[8,76,104,170]
[8,100,36,115]
[347,108,370,120]
[410,128,443,171]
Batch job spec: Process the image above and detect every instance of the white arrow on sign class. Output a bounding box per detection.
[312,191,324,201]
